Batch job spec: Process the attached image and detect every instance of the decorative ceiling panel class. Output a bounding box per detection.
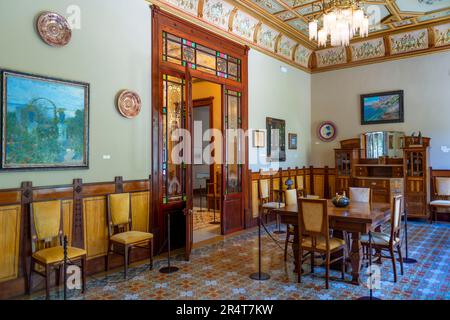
[395,0,450,13]
[203,0,234,29]
[150,0,450,72]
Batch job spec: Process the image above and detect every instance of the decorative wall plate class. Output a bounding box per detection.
[117,90,142,119]
[36,12,72,47]
[317,121,337,142]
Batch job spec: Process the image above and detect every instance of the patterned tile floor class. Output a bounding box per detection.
[26,221,449,300]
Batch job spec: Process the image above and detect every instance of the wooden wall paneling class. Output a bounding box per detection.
[0,205,21,283]
[0,190,21,206]
[131,192,150,232]
[72,179,84,249]
[251,179,259,219]
[62,200,74,246]
[83,197,109,260]
[20,181,33,293]
[313,173,325,198]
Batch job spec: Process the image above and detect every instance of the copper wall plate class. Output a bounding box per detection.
[117,90,142,119]
[37,12,72,47]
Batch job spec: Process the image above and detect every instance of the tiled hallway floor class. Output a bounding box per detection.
[25,221,450,300]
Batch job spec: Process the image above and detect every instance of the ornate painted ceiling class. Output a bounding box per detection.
[148,0,450,71]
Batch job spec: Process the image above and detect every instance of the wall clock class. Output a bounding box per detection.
[317,121,337,142]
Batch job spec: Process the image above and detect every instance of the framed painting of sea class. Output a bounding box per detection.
[361,90,404,125]
[1,70,89,170]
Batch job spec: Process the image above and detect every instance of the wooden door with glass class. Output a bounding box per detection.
[152,8,249,259]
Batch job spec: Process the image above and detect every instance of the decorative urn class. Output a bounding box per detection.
[332,192,350,208]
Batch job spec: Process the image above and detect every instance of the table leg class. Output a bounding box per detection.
[350,232,362,285]
[292,225,299,273]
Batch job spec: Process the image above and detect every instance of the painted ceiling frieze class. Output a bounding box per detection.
[250,0,285,14]
[278,35,297,58]
[202,0,234,30]
[257,24,280,51]
[153,0,450,71]
[351,38,386,62]
[316,47,347,68]
[434,22,450,47]
[295,45,312,67]
[232,10,259,42]
[389,29,429,55]
[165,0,199,16]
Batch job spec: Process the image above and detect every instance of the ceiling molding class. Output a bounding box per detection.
[148,0,450,72]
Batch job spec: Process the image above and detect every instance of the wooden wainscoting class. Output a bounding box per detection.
[0,176,151,299]
[0,205,21,283]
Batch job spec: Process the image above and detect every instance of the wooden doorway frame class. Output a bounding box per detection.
[151,6,249,254]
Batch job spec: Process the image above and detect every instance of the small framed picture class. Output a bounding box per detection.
[361,90,404,125]
[252,130,265,148]
[288,133,298,150]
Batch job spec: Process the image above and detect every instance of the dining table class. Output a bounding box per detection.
[272,200,391,285]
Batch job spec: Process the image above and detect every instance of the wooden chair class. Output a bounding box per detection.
[361,195,404,282]
[283,189,299,261]
[346,187,372,249]
[430,176,450,223]
[297,198,346,289]
[106,193,154,279]
[28,200,86,299]
[207,171,221,212]
[349,187,372,203]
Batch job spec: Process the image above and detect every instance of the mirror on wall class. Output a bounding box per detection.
[361,131,405,159]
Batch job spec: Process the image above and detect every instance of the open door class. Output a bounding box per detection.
[221,87,245,234]
[184,67,194,260]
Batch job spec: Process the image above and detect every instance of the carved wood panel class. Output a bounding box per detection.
[83,197,109,259]
[0,205,21,283]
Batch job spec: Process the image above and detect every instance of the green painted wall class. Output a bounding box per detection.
[0,0,152,188]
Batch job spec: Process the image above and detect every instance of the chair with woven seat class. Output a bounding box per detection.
[207,171,221,213]
[297,198,346,289]
[106,193,154,279]
[361,195,404,282]
[28,200,87,300]
[259,177,285,216]
[349,187,372,203]
[430,177,450,223]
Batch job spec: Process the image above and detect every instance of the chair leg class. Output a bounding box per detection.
[341,249,345,280]
[284,229,290,262]
[124,246,129,279]
[81,256,86,294]
[56,265,61,287]
[310,250,314,274]
[149,239,154,270]
[325,253,330,290]
[45,265,51,300]
[390,247,397,283]
[297,247,302,283]
[28,260,34,295]
[397,244,404,276]
[105,241,111,272]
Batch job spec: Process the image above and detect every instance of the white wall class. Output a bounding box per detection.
[311,51,450,169]
[248,50,311,172]
[0,0,152,188]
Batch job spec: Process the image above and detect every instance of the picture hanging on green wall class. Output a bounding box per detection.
[1,70,89,170]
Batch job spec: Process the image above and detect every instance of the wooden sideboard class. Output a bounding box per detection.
[334,135,430,220]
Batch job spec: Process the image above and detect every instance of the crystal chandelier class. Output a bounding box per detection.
[308,0,369,47]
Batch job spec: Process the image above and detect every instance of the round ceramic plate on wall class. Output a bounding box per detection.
[117,90,142,119]
[36,12,72,47]
[317,121,337,142]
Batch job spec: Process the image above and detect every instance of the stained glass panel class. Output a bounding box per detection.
[225,90,243,194]
[162,75,186,203]
[162,31,241,82]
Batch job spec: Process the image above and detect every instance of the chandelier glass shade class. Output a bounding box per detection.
[309,0,369,47]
